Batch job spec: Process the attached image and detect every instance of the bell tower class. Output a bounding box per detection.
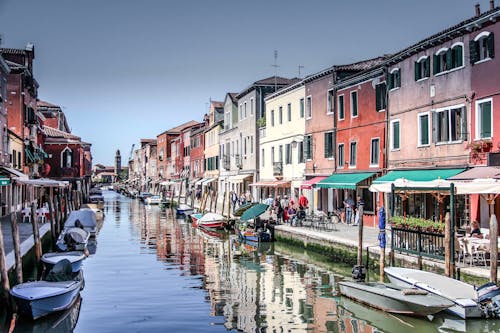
[115,149,121,176]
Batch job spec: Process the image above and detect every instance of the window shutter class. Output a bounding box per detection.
[396,70,401,87]
[414,61,420,81]
[425,57,430,77]
[488,32,495,58]
[431,112,438,143]
[460,108,467,141]
[375,84,381,110]
[324,133,328,158]
[469,40,478,64]
[446,49,452,69]
[433,54,438,74]
[387,73,392,90]
[456,45,463,67]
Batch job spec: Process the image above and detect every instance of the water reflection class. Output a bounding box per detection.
[5,191,499,332]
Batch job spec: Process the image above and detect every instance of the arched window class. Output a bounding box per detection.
[433,48,449,74]
[470,31,495,64]
[61,147,72,168]
[450,43,464,69]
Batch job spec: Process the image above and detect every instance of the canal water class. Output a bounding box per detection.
[3,190,500,332]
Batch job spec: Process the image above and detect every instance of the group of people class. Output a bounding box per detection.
[343,195,364,225]
[264,192,309,225]
[230,190,253,212]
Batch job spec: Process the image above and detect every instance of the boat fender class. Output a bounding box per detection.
[351,265,366,282]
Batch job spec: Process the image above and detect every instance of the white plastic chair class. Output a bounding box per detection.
[21,208,31,223]
[37,209,47,223]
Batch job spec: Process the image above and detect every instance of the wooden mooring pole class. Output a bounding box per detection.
[356,204,364,266]
[444,212,451,277]
[0,223,10,293]
[48,187,56,243]
[30,202,42,264]
[490,213,498,284]
[10,212,22,284]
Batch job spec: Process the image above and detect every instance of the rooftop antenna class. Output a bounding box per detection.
[298,65,304,78]
[271,50,279,92]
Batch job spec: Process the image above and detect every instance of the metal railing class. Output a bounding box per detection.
[391,227,445,260]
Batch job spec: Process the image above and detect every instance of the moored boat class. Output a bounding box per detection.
[384,267,500,319]
[56,227,90,252]
[64,209,98,237]
[338,281,453,316]
[42,251,87,273]
[176,204,194,216]
[10,259,84,320]
[197,212,227,230]
[145,195,162,205]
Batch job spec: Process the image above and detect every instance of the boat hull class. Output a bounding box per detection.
[338,281,453,316]
[41,251,86,273]
[11,277,83,320]
[384,267,483,319]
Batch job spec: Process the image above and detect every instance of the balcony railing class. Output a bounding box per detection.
[235,154,242,169]
[273,161,283,177]
[223,155,230,170]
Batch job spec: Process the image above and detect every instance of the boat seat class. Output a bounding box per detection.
[401,288,428,295]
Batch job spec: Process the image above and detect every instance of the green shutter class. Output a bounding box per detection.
[394,122,400,149]
[488,32,495,58]
[376,84,381,110]
[446,49,453,69]
[414,61,420,81]
[433,54,439,74]
[469,40,478,64]
[456,45,463,67]
[425,57,430,77]
[396,70,401,88]
[387,73,393,90]
[431,112,437,144]
[481,102,492,138]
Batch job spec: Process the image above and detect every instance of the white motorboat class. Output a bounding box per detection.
[10,259,84,320]
[176,204,194,216]
[42,251,87,273]
[56,227,90,252]
[64,209,98,237]
[197,213,227,230]
[338,281,453,316]
[145,195,162,205]
[384,267,500,319]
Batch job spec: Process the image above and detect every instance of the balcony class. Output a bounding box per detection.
[235,154,243,169]
[273,161,283,177]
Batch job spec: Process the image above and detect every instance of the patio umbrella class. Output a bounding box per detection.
[240,203,269,221]
[378,206,386,248]
[234,202,257,217]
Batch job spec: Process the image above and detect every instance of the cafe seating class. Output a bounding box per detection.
[21,207,31,223]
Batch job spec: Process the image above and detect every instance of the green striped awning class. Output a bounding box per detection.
[0,176,10,186]
[316,172,375,190]
[372,168,466,184]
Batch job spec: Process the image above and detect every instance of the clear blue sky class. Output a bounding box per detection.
[0,0,494,165]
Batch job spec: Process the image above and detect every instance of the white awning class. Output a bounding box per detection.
[202,178,216,187]
[228,174,252,183]
[14,178,69,187]
[0,166,29,180]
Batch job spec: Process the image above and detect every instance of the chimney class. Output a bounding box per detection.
[475,3,481,16]
[491,0,495,10]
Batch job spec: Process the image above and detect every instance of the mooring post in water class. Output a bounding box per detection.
[0,223,10,293]
[48,187,56,243]
[490,213,498,284]
[357,202,364,266]
[444,212,451,277]
[31,202,42,263]
[55,194,61,235]
[10,212,22,284]
[221,191,226,216]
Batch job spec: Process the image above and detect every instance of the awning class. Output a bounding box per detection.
[202,178,216,186]
[0,166,29,180]
[372,168,465,183]
[24,148,35,163]
[316,172,375,189]
[300,176,327,189]
[228,174,252,183]
[448,166,500,180]
[14,178,69,187]
[250,180,291,188]
[369,178,454,193]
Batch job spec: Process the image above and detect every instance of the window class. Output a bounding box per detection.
[375,83,387,111]
[433,49,448,74]
[298,142,304,163]
[61,147,72,168]
[271,147,275,164]
[470,32,495,64]
[391,120,400,150]
[279,145,283,162]
[476,98,492,139]
[370,138,380,166]
[287,103,291,122]
[271,110,275,127]
[388,68,401,90]
[418,113,430,146]
[304,135,312,160]
[261,148,265,167]
[244,102,247,118]
[338,95,345,120]
[285,144,292,164]
[239,104,243,120]
[349,142,357,167]
[432,105,466,143]
[414,56,430,81]
[327,89,334,114]
[250,136,253,154]
[299,98,305,118]
[250,98,254,116]
[337,144,344,168]
[279,106,283,124]
[324,132,334,158]
[306,96,312,118]
[450,43,464,69]
[350,91,358,117]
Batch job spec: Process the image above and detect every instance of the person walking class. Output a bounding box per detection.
[353,195,364,226]
[231,191,238,213]
[344,196,354,225]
